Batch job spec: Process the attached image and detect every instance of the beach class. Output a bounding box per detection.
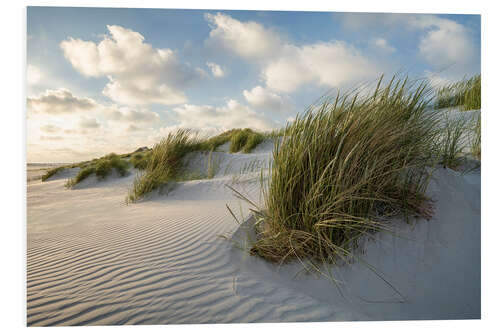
[27,140,480,325]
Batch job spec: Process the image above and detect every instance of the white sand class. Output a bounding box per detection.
[27,139,480,325]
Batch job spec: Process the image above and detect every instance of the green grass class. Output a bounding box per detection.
[130,151,151,170]
[435,75,481,111]
[232,76,442,270]
[197,129,239,151]
[242,132,265,153]
[438,114,469,169]
[229,129,252,153]
[127,129,200,202]
[65,153,130,188]
[41,166,67,182]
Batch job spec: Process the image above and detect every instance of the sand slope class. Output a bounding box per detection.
[27,140,480,325]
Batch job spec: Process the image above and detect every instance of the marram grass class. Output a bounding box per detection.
[235,76,443,270]
[435,75,481,111]
[127,129,200,202]
[65,153,130,188]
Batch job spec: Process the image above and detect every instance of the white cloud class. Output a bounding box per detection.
[243,85,291,113]
[338,13,476,70]
[410,16,475,68]
[103,105,160,123]
[206,13,382,93]
[27,64,42,86]
[263,42,379,93]
[27,88,97,114]
[370,38,396,54]
[60,25,204,105]
[205,12,283,60]
[167,99,276,134]
[27,88,160,126]
[206,61,227,78]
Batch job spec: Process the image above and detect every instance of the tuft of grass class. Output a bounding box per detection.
[438,113,469,169]
[236,76,441,270]
[95,159,112,179]
[435,75,481,111]
[71,165,96,186]
[130,151,151,170]
[127,129,200,202]
[229,129,253,153]
[197,129,239,151]
[41,166,66,182]
[66,153,130,188]
[243,132,265,153]
[206,149,220,179]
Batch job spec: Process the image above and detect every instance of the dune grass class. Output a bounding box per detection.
[228,128,266,153]
[242,132,265,153]
[438,113,469,169]
[197,129,240,151]
[231,76,442,271]
[130,151,151,170]
[65,153,130,187]
[469,113,481,159]
[435,75,481,111]
[127,129,200,202]
[41,166,67,182]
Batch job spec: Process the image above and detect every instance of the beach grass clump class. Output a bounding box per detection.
[127,129,200,202]
[198,129,239,151]
[65,153,130,187]
[229,129,252,153]
[438,113,469,169]
[41,166,67,182]
[130,151,151,170]
[228,128,265,153]
[242,76,440,266]
[435,75,481,111]
[192,128,266,153]
[242,132,265,153]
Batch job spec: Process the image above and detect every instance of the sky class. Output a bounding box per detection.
[26,7,481,163]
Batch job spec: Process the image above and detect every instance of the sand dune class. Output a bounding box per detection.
[27,140,480,325]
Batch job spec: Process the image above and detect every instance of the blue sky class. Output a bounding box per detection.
[26,7,481,162]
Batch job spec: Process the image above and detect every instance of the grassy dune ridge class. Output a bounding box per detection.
[435,74,481,111]
[39,74,480,270]
[228,75,480,275]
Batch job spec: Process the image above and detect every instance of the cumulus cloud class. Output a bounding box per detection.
[205,12,283,60]
[27,88,97,114]
[103,105,160,123]
[338,13,477,70]
[263,42,379,93]
[410,16,475,68]
[206,61,227,78]
[60,25,204,105]
[206,13,381,93]
[243,85,292,113]
[27,88,160,126]
[167,99,276,133]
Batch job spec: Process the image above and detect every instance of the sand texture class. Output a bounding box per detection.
[27,139,480,325]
